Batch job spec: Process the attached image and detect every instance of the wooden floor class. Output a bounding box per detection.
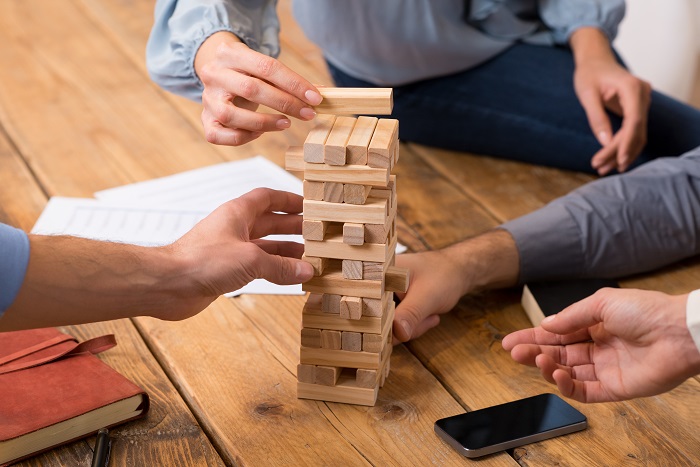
[2,1,699,466]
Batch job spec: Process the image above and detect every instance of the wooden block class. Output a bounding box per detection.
[363,292,392,318]
[315,366,341,386]
[305,224,397,262]
[362,262,384,281]
[340,296,362,320]
[304,114,336,163]
[304,198,387,225]
[342,260,363,280]
[368,175,396,208]
[323,182,344,203]
[315,88,393,115]
[304,300,382,334]
[368,119,399,169]
[385,266,410,293]
[302,255,328,276]
[342,331,362,352]
[362,333,384,353]
[302,220,328,241]
[324,116,356,166]
[285,146,304,171]
[303,267,384,299]
[301,328,321,348]
[347,116,378,165]
[364,224,387,244]
[303,180,324,201]
[321,293,341,314]
[344,184,372,205]
[300,347,383,370]
[297,374,379,406]
[303,162,389,187]
[343,223,365,246]
[320,330,342,350]
[297,363,316,384]
[355,369,378,389]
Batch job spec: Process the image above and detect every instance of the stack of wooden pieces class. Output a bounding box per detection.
[285,88,409,406]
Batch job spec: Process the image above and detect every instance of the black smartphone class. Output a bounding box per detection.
[434,393,587,458]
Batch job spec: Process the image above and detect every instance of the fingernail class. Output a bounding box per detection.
[276,118,291,129]
[541,316,555,325]
[400,320,411,340]
[304,90,323,105]
[296,262,313,279]
[598,131,611,145]
[299,107,316,120]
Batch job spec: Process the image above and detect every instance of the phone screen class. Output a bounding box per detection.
[434,393,587,458]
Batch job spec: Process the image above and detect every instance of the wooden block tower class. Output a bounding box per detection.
[285,88,409,406]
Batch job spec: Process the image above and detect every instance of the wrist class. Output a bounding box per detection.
[684,291,700,374]
[570,27,615,67]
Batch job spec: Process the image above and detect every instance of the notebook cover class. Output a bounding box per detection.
[0,328,149,464]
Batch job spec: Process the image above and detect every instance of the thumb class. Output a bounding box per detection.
[252,251,314,285]
[393,285,438,342]
[541,293,605,335]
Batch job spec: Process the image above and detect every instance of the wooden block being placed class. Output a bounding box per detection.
[315,88,393,115]
[344,184,372,205]
[297,363,316,384]
[342,331,362,352]
[323,182,344,203]
[321,293,341,314]
[343,223,365,246]
[304,114,336,163]
[340,296,362,320]
[362,333,384,353]
[347,116,378,165]
[302,220,328,241]
[324,116,356,166]
[303,180,324,201]
[301,328,321,348]
[385,266,410,293]
[355,369,378,389]
[302,255,328,276]
[304,198,388,225]
[368,119,399,169]
[320,330,342,350]
[342,260,363,280]
[362,262,384,281]
[315,366,341,386]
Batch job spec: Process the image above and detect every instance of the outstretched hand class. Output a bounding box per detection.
[502,288,700,403]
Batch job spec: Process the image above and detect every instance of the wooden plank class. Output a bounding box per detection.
[368,119,399,169]
[343,183,372,205]
[300,328,322,348]
[304,198,388,225]
[298,372,379,406]
[347,116,378,165]
[322,182,344,203]
[340,296,363,320]
[302,179,324,200]
[296,363,316,384]
[304,114,336,163]
[320,330,342,350]
[341,260,363,280]
[324,116,356,166]
[320,293,341,314]
[302,220,328,241]
[303,267,384,299]
[301,254,328,276]
[303,162,390,187]
[315,366,342,386]
[304,224,397,262]
[362,292,392,318]
[315,88,393,116]
[385,266,410,293]
[304,297,394,335]
[343,222,365,245]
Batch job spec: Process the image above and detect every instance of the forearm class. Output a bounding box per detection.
[0,235,188,331]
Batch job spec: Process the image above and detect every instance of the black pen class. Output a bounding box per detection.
[91,428,111,467]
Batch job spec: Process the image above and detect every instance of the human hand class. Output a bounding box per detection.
[502,288,700,403]
[393,250,468,342]
[571,28,652,175]
[165,188,314,319]
[195,32,323,146]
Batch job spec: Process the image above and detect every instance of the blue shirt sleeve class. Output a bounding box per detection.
[0,223,30,316]
[538,0,626,44]
[502,145,700,283]
[146,0,280,101]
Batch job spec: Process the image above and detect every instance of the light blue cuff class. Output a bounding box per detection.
[0,224,30,315]
[539,0,626,44]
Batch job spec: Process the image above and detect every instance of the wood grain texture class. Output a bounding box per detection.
[323,116,356,166]
[304,114,336,163]
[315,88,393,115]
[346,116,378,165]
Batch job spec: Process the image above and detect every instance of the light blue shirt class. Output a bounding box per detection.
[0,223,30,316]
[147,0,625,101]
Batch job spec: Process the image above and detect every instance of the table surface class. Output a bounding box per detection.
[3,1,699,466]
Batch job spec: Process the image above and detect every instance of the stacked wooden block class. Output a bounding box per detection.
[285,88,409,406]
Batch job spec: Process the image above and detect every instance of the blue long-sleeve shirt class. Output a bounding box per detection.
[0,224,29,317]
[146,0,625,101]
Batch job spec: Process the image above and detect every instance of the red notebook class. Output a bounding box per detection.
[0,328,149,466]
